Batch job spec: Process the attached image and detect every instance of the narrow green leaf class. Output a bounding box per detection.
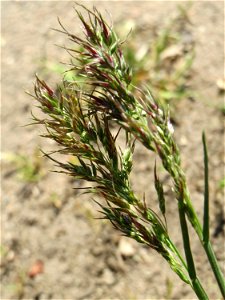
[202,132,209,244]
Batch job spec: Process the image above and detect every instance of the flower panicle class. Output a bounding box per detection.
[31,5,176,250]
[31,4,195,288]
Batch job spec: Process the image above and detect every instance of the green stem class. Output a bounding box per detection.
[183,187,203,239]
[151,140,224,297]
[184,191,225,298]
[204,241,225,299]
[178,200,209,300]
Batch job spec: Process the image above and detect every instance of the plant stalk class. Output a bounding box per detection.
[204,241,225,298]
[183,186,225,298]
[178,199,209,300]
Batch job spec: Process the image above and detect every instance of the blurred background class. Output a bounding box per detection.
[1,1,224,299]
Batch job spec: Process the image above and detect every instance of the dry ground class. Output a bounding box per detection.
[1,1,224,299]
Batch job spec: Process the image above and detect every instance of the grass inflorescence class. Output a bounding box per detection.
[30,4,225,299]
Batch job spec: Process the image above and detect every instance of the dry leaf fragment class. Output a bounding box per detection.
[28,259,44,278]
[161,45,183,61]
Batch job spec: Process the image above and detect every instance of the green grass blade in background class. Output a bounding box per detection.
[202,132,209,244]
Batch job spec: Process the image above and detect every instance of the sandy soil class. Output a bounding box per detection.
[1,1,224,299]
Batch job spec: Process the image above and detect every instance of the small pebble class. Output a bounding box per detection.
[180,136,188,147]
[99,268,115,285]
[118,237,136,257]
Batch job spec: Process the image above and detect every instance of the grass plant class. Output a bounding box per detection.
[30,4,225,299]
